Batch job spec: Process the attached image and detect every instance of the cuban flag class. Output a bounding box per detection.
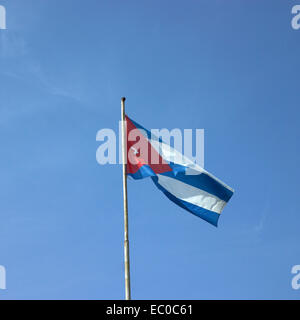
[125,115,234,227]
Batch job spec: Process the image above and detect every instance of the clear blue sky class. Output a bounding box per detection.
[0,0,300,299]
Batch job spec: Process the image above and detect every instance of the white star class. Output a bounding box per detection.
[131,147,139,155]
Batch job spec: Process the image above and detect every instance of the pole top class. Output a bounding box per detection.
[121,97,126,102]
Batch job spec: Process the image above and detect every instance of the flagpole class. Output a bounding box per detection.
[121,97,131,300]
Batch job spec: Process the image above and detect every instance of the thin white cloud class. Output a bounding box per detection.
[0,31,81,102]
[254,197,270,234]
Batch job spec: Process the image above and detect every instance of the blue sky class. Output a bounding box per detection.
[0,0,300,299]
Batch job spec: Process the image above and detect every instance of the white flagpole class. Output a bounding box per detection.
[121,97,131,300]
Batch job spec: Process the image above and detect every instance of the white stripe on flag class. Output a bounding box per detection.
[156,174,226,214]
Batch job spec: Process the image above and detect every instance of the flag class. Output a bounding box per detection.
[125,115,234,227]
